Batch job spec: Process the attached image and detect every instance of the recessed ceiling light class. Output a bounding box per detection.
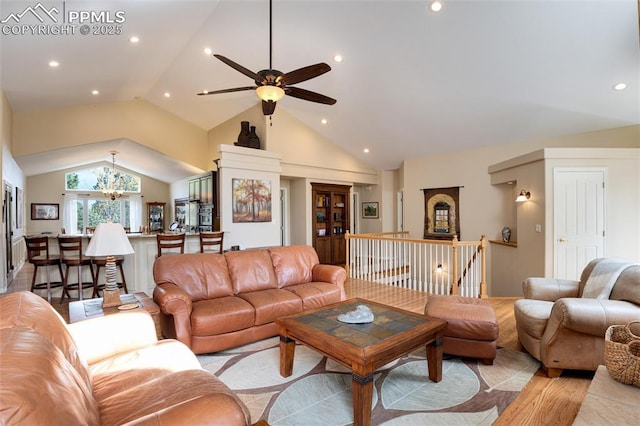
[363,148,370,153]
[333,54,343,63]
[91,90,99,95]
[48,60,59,67]
[203,47,213,55]
[129,36,140,43]
[321,118,328,125]
[164,92,171,98]
[613,83,627,91]
[429,1,443,12]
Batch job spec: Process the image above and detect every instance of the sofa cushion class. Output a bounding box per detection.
[514,299,553,339]
[269,245,319,288]
[191,297,255,336]
[238,289,303,325]
[285,282,342,309]
[97,369,250,426]
[91,339,203,402]
[225,249,278,293]
[0,291,92,390]
[0,327,100,426]
[154,253,234,301]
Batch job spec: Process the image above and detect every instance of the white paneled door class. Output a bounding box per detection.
[554,168,606,280]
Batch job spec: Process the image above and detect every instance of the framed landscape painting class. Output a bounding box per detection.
[31,203,59,220]
[232,178,272,223]
[362,202,379,219]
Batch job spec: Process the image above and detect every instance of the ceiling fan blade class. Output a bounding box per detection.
[286,86,337,105]
[281,63,331,86]
[262,100,277,115]
[197,86,256,96]
[213,54,261,81]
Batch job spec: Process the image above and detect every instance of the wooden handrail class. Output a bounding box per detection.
[346,232,487,298]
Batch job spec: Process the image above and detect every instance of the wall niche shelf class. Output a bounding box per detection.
[489,239,518,248]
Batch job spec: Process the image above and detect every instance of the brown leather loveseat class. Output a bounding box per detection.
[0,291,250,425]
[153,245,347,354]
[514,257,640,377]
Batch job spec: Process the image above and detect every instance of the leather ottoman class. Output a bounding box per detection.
[424,295,498,364]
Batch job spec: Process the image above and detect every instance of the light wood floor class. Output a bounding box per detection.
[4,267,592,425]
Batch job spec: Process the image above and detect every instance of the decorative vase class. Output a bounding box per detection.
[502,226,511,243]
[248,125,260,149]
[236,121,250,147]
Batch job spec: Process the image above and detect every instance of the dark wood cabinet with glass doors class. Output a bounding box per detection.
[311,183,351,265]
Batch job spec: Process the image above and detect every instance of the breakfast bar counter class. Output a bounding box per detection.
[40,233,201,295]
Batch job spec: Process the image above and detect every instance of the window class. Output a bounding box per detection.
[434,202,450,233]
[63,165,142,234]
[66,197,134,234]
[65,166,140,193]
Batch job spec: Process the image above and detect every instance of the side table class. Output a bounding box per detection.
[68,292,162,339]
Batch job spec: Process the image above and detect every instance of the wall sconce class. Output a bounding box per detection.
[515,189,531,203]
[435,264,443,274]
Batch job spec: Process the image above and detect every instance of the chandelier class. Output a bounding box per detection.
[102,151,124,201]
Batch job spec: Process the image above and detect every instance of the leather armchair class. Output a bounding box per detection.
[514,258,640,377]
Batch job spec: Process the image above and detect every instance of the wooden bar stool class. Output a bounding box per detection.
[156,233,185,257]
[199,231,224,253]
[58,236,95,303]
[24,236,64,304]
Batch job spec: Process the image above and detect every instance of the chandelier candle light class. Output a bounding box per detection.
[84,222,134,308]
[103,151,124,200]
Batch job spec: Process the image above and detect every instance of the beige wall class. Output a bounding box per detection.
[207,104,266,166]
[543,150,640,274]
[402,125,640,296]
[26,162,170,235]
[217,145,282,249]
[13,100,210,171]
[1,92,28,292]
[288,178,308,245]
[266,108,377,180]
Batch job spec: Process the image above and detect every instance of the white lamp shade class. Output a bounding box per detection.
[85,222,134,256]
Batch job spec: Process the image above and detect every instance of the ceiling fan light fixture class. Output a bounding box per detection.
[256,85,285,102]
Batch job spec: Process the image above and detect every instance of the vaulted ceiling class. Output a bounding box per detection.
[2,0,639,181]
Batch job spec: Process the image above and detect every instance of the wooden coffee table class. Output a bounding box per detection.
[275,298,447,426]
[68,292,161,339]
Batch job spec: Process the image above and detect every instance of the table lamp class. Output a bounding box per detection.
[85,222,134,308]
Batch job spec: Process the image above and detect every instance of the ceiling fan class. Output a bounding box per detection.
[197,0,336,116]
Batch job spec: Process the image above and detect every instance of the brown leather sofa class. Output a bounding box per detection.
[153,245,347,354]
[514,257,640,377]
[0,291,251,425]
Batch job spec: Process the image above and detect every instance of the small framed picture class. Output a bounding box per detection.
[31,203,59,220]
[317,229,326,236]
[362,202,379,219]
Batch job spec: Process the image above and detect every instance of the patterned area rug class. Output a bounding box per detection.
[198,338,539,425]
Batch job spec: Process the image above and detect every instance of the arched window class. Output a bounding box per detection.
[62,166,142,234]
[65,166,140,193]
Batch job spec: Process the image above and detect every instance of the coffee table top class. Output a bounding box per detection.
[276,298,446,365]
